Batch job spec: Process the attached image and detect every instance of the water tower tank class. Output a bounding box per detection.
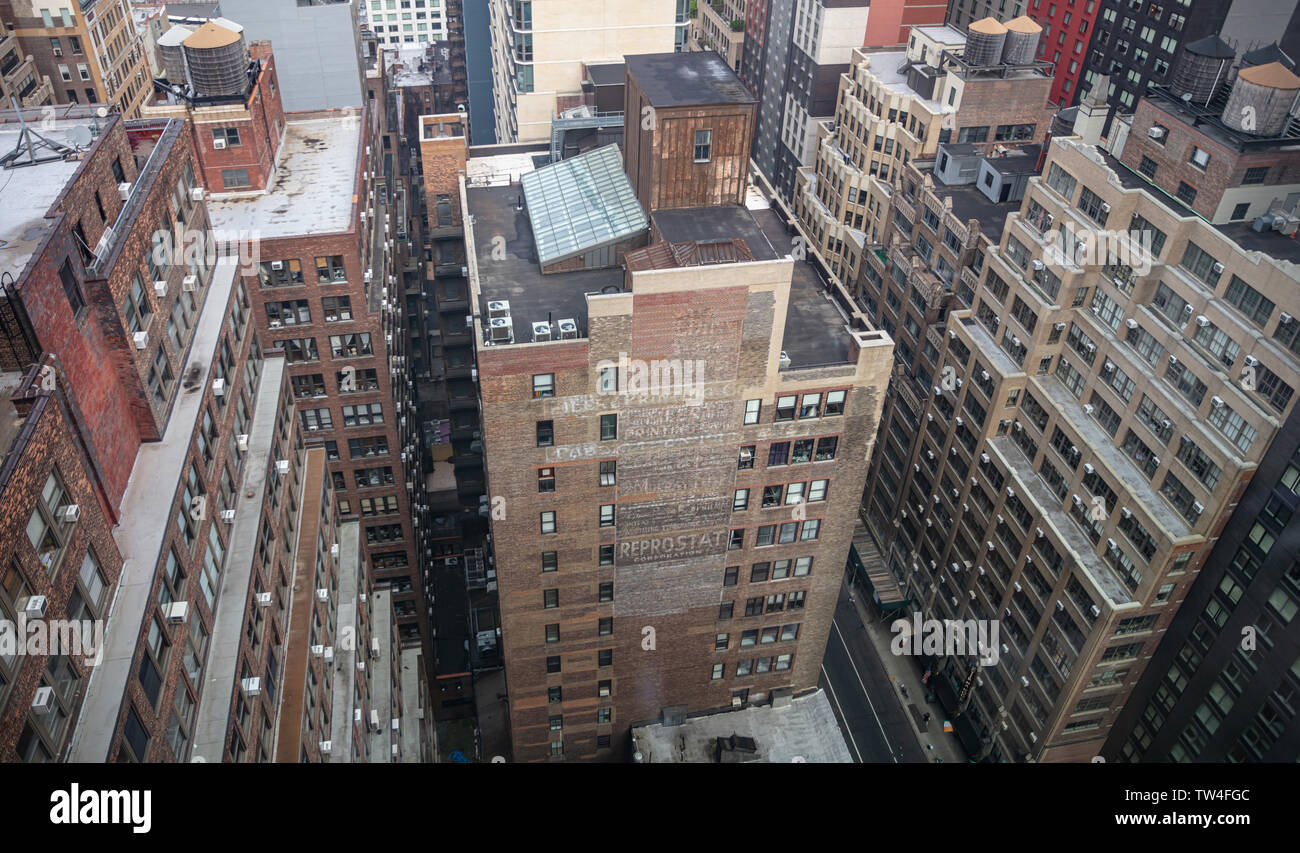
[157,25,193,83]
[1240,42,1296,72]
[1002,17,1042,65]
[1168,35,1234,106]
[182,21,250,97]
[1222,61,1300,135]
[965,18,1008,67]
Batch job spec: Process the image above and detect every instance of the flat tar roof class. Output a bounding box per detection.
[624,52,756,108]
[631,690,852,763]
[207,113,361,239]
[0,114,101,281]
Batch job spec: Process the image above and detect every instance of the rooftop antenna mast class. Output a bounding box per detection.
[2,95,76,169]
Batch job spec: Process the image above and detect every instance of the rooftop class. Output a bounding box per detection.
[624,52,755,108]
[630,690,852,763]
[0,110,103,282]
[915,24,967,45]
[863,50,955,113]
[585,62,625,88]
[1100,149,1300,265]
[466,153,854,366]
[932,177,1021,243]
[385,43,453,88]
[207,113,361,238]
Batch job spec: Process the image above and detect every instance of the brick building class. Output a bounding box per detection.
[793,20,1055,287]
[0,18,54,107]
[461,53,894,761]
[0,90,430,762]
[0,0,152,116]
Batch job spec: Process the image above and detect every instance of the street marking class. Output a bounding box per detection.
[831,604,900,763]
[820,665,863,763]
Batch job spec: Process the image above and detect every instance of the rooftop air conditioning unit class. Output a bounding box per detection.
[489,317,512,342]
[190,187,205,202]
[320,741,333,754]
[256,592,272,607]
[311,644,325,657]
[154,280,168,297]
[533,322,552,342]
[275,460,290,474]
[62,504,80,523]
[1211,395,1224,408]
[212,377,225,396]
[558,319,578,339]
[213,138,227,150]
[240,677,261,697]
[357,660,366,672]
[487,300,511,318]
[371,637,381,659]
[133,331,148,350]
[324,647,334,662]
[117,181,131,200]
[1195,315,1210,327]
[331,543,340,560]
[237,434,249,452]
[369,710,381,731]
[316,588,329,602]
[221,509,236,523]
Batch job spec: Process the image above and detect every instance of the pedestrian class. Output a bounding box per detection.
[922,712,931,725]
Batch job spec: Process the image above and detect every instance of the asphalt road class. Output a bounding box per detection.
[819,582,929,763]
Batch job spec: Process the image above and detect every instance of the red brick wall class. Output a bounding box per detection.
[0,371,125,761]
[188,54,284,193]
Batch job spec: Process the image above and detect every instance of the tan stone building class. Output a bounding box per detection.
[0,0,152,116]
[794,19,1055,287]
[488,0,684,143]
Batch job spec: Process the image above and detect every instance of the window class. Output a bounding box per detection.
[711,663,725,680]
[537,467,555,493]
[599,544,614,566]
[1242,166,1269,185]
[694,129,712,162]
[543,589,559,609]
[599,504,615,527]
[599,582,613,603]
[775,396,796,421]
[545,623,560,643]
[212,127,241,147]
[221,169,251,190]
[1188,146,1209,170]
[59,259,85,317]
[598,617,613,636]
[719,602,734,620]
[598,649,612,667]
[546,656,561,673]
[1175,182,1198,206]
[541,552,557,573]
[744,399,761,424]
[824,390,846,416]
[329,333,372,358]
[27,471,73,576]
[598,365,618,394]
[533,374,555,398]
[728,529,744,550]
[738,445,755,470]
[536,420,554,447]
[540,512,556,534]
[599,460,616,487]
[799,393,822,419]
[815,437,838,461]
[600,414,617,440]
[733,489,749,511]
[315,256,347,282]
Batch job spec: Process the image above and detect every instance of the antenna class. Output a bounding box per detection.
[1,95,76,168]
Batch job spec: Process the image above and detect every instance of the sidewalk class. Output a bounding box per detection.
[844,578,969,764]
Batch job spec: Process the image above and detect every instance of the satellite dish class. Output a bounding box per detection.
[95,107,108,118]
[67,125,93,148]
